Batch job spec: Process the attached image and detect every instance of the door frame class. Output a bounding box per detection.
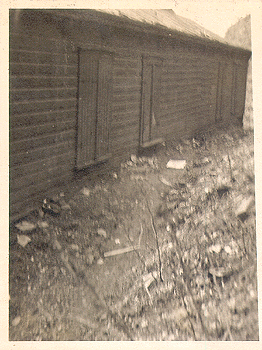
[139,55,163,148]
[76,48,113,170]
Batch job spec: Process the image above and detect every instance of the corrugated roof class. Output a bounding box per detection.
[38,9,250,54]
[98,9,229,45]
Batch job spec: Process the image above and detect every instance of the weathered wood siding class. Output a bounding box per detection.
[9,10,250,219]
[160,51,219,140]
[9,12,78,218]
[111,54,141,159]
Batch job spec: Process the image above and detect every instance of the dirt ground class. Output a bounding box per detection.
[9,122,258,341]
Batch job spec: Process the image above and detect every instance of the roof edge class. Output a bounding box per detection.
[12,9,252,57]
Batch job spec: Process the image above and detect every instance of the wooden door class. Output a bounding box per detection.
[76,50,113,170]
[140,56,162,148]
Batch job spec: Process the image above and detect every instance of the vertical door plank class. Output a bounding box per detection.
[76,50,99,168]
[96,53,112,161]
[141,56,162,146]
[77,50,112,169]
[151,63,161,140]
[142,62,152,144]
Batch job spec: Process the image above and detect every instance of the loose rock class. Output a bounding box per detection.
[15,221,36,232]
[166,159,186,169]
[235,196,255,218]
[97,228,107,238]
[17,234,31,247]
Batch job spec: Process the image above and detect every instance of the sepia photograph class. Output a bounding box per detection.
[7,0,259,342]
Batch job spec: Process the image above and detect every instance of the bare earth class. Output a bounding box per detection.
[9,122,258,341]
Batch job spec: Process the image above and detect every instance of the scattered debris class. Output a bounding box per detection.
[97,228,107,238]
[235,196,255,219]
[37,221,49,229]
[209,266,234,279]
[59,198,71,211]
[15,221,36,232]
[123,155,158,170]
[12,316,21,327]
[142,271,157,289]
[224,245,233,254]
[131,154,138,163]
[193,157,211,168]
[42,198,61,216]
[202,157,210,164]
[81,187,90,197]
[9,124,257,341]
[192,135,206,148]
[159,176,172,187]
[17,234,31,247]
[97,258,104,265]
[163,307,188,323]
[70,244,79,251]
[216,185,231,198]
[166,159,186,169]
[53,239,62,251]
[38,209,45,218]
[208,244,223,254]
[104,246,139,258]
[141,318,148,328]
[86,250,95,265]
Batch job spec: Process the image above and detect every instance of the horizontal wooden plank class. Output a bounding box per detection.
[10,62,77,77]
[10,173,74,220]
[10,109,76,128]
[10,155,75,192]
[10,98,77,115]
[10,168,74,208]
[10,151,76,181]
[162,69,216,77]
[160,105,209,119]
[162,63,217,70]
[113,58,141,69]
[10,49,77,65]
[162,65,215,72]
[165,90,213,102]
[10,119,76,142]
[10,33,76,54]
[10,87,77,103]
[10,140,75,167]
[161,75,216,84]
[162,77,216,85]
[10,130,75,154]
[10,76,77,89]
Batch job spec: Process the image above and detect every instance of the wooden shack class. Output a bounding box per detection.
[9,9,251,219]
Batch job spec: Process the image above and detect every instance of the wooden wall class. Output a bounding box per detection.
[9,10,250,219]
[9,11,78,218]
